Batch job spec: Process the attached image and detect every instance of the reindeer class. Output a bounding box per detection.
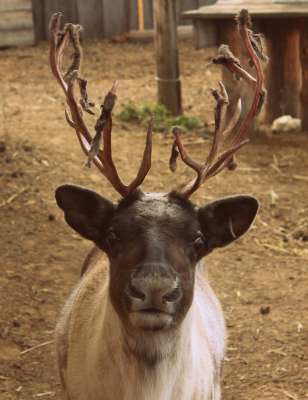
[49,10,266,400]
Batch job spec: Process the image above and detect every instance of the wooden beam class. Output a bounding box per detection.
[193,19,217,48]
[300,18,308,131]
[137,0,144,31]
[32,0,45,41]
[154,0,182,115]
[261,19,301,123]
[0,11,33,31]
[101,0,129,38]
[0,29,34,46]
[182,3,308,20]
[77,0,103,38]
[0,0,32,12]
[143,0,154,30]
[283,21,301,117]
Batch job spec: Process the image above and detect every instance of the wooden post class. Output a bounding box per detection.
[154,0,182,115]
[137,0,144,31]
[193,19,217,49]
[261,19,301,124]
[283,21,301,118]
[300,19,308,131]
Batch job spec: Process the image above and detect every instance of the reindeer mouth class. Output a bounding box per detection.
[140,307,169,314]
[129,309,174,331]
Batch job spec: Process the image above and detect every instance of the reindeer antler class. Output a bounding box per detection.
[170,9,266,198]
[49,13,152,197]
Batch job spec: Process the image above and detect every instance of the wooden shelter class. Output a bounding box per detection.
[184,0,308,129]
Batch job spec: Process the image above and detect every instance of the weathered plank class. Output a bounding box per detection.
[43,0,78,38]
[183,3,308,19]
[190,0,218,46]
[0,29,34,46]
[0,1,34,47]
[193,19,217,48]
[101,0,129,37]
[0,0,31,12]
[282,21,301,117]
[77,0,103,38]
[0,11,33,31]
[259,18,302,122]
[300,19,308,130]
[143,0,154,29]
[32,0,46,41]
[128,0,138,30]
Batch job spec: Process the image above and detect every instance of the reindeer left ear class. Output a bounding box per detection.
[198,195,259,251]
[55,184,115,243]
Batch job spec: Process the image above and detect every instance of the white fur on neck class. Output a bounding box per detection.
[59,261,225,400]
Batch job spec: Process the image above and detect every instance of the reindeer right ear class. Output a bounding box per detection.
[55,185,115,242]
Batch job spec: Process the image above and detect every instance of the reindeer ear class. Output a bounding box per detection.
[198,195,259,251]
[55,185,115,243]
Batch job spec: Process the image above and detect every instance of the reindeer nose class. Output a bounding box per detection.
[127,271,182,310]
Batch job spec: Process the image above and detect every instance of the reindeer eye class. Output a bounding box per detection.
[192,232,206,252]
[105,230,120,254]
[185,233,205,261]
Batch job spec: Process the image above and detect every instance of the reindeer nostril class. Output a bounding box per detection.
[163,287,181,303]
[128,284,146,301]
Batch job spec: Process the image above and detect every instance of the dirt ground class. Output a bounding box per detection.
[0,38,307,400]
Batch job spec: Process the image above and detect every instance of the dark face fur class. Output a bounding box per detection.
[56,185,258,333]
[105,192,201,332]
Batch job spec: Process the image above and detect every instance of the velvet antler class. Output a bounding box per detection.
[49,13,152,197]
[170,9,266,198]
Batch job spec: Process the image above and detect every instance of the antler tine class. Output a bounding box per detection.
[49,13,68,92]
[49,13,101,167]
[49,13,153,197]
[231,9,265,145]
[170,8,266,198]
[170,81,230,197]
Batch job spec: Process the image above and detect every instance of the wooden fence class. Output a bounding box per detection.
[0,0,35,47]
[32,0,217,41]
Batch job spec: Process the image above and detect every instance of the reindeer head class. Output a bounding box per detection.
[56,186,258,332]
[50,10,265,333]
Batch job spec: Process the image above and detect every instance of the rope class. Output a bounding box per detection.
[155,76,181,83]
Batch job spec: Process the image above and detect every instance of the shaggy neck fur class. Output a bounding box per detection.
[58,258,224,400]
[83,267,219,400]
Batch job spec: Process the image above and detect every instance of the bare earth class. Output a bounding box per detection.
[0,39,307,400]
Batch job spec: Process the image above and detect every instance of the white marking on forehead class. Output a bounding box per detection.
[133,192,182,219]
[143,192,167,200]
